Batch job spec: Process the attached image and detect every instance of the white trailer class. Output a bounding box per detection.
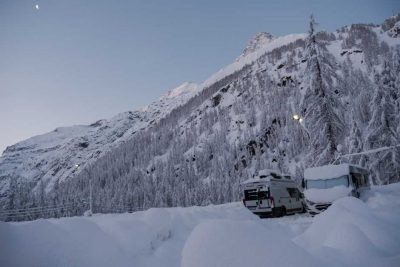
[242,169,306,218]
[303,164,370,214]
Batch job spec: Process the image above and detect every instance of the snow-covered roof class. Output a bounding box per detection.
[241,169,291,185]
[258,169,278,177]
[304,164,354,180]
[241,177,272,185]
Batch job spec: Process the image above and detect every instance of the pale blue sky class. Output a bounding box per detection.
[0,0,399,153]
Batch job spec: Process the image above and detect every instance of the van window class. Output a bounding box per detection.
[244,189,258,200]
[286,188,299,198]
[258,191,270,199]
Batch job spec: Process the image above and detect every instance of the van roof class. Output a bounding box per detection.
[242,169,292,185]
[257,169,290,178]
[304,163,368,180]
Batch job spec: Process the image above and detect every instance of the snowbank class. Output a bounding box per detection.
[1,185,400,267]
[294,196,400,267]
[181,219,321,267]
[304,185,353,203]
[0,203,256,267]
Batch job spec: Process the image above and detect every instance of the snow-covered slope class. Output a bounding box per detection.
[1,15,400,216]
[1,183,400,267]
[0,82,198,195]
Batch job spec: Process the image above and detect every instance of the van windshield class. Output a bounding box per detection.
[306,175,349,189]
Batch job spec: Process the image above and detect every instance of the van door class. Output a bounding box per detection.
[244,189,258,209]
[286,188,302,213]
[257,189,270,210]
[275,187,291,211]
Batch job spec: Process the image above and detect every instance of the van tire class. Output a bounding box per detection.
[272,207,280,217]
[281,206,286,217]
[272,206,287,217]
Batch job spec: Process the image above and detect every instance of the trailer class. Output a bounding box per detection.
[303,164,370,215]
[242,169,306,218]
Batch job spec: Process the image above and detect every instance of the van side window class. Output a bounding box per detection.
[286,188,299,198]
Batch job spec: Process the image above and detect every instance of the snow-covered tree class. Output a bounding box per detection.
[301,15,345,166]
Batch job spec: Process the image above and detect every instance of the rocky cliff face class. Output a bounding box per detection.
[237,32,274,60]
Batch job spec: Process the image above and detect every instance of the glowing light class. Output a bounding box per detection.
[293,114,300,120]
[299,118,304,123]
[35,4,40,10]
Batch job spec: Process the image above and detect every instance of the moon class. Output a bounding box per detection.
[35,4,40,10]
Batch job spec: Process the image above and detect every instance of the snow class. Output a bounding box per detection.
[181,219,321,267]
[294,191,400,267]
[201,33,306,89]
[236,32,275,60]
[164,82,198,99]
[1,184,400,267]
[304,164,351,180]
[340,145,400,158]
[241,176,270,185]
[304,185,353,203]
[241,169,291,184]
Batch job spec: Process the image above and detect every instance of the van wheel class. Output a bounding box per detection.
[272,207,286,217]
[272,207,280,218]
[281,207,286,217]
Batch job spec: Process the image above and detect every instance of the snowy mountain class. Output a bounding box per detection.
[236,32,274,60]
[0,82,198,196]
[1,15,400,218]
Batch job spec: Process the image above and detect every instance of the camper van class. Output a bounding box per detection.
[242,169,306,218]
[303,164,370,215]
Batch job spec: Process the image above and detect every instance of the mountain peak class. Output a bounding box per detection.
[164,82,199,99]
[237,32,274,60]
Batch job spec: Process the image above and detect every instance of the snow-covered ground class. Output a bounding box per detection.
[1,183,400,267]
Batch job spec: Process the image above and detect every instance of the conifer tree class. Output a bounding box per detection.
[301,15,345,165]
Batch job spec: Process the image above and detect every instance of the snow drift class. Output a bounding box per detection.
[1,184,400,267]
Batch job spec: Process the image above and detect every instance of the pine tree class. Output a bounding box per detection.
[366,63,400,184]
[301,15,345,166]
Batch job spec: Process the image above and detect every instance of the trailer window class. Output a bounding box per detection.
[306,175,349,189]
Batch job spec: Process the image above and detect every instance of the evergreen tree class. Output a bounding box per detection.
[301,15,345,165]
[366,63,400,184]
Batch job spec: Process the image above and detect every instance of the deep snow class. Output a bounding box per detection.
[1,184,400,267]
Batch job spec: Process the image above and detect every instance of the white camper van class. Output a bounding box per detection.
[303,164,370,215]
[242,169,306,218]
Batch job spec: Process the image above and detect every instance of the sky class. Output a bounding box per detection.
[0,0,399,154]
